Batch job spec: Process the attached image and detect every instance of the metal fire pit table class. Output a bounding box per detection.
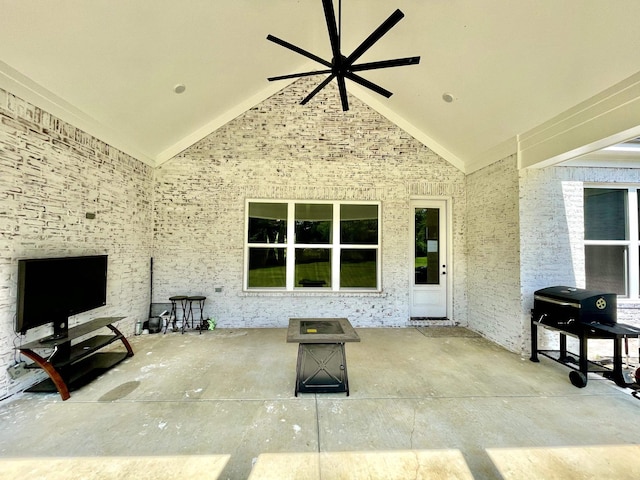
[287,318,360,396]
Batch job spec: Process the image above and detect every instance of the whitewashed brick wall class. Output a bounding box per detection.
[0,88,153,400]
[520,165,640,356]
[153,79,468,329]
[466,155,523,352]
[4,72,637,400]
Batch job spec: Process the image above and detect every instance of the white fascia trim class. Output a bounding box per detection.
[465,137,518,174]
[518,70,640,169]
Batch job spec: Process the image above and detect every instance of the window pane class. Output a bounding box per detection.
[295,204,332,244]
[584,189,627,240]
[340,204,378,244]
[248,248,286,288]
[248,203,287,243]
[585,245,627,296]
[340,249,377,288]
[295,248,331,287]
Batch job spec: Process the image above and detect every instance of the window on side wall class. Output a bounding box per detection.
[245,200,380,291]
[584,187,639,299]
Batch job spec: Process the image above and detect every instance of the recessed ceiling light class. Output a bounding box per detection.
[174,84,186,94]
[442,92,455,103]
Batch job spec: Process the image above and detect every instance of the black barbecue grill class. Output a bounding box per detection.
[530,286,640,388]
[533,286,617,329]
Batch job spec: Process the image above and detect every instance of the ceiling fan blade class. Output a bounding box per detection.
[322,0,341,60]
[300,74,336,105]
[337,75,349,111]
[350,56,420,72]
[344,72,393,98]
[267,34,332,68]
[268,69,333,81]
[345,9,405,65]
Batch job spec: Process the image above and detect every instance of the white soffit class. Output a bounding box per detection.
[561,135,640,168]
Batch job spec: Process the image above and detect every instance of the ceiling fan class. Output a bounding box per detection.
[267,0,420,111]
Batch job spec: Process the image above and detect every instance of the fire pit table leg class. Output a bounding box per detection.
[294,344,304,397]
[341,343,349,396]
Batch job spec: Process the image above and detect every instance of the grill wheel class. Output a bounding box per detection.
[569,370,587,388]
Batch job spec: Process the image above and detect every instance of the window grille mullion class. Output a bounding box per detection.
[333,202,340,291]
[286,202,295,290]
[628,189,639,299]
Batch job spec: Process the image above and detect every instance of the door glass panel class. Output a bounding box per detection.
[415,208,439,285]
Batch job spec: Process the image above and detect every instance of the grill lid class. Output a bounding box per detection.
[533,286,617,325]
[534,286,612,304]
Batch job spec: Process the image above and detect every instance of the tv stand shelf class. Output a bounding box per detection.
[18,317,134,400]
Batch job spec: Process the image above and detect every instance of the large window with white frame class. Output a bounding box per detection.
[245,200,380,291]
[584,186,640,299]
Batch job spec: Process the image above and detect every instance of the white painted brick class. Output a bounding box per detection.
[0,88,153,399]
[466,156,522,352]
[152,79,468,331]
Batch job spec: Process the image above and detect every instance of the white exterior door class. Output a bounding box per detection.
[410,200,448,318]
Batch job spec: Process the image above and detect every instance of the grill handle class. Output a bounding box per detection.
[534,295,580,309]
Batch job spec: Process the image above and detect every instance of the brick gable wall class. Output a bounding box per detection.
[152,79,468,329]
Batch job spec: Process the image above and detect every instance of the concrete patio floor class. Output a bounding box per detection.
[1,326,640,479]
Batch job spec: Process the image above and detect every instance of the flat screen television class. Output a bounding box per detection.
[16,255,108,340]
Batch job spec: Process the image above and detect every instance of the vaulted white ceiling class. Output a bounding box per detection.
[1,1,640,172]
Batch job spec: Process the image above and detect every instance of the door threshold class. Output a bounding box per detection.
[409,317,456,327]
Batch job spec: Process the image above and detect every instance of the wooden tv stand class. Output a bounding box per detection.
[17,317,134,401]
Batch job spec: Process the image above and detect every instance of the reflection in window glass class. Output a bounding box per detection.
[585,245,627,296]
[584,189,627,240]
[246,200,380,290]
[340,204,378,244]
[248,248,286,288]
[340,249,377,288]
[295,204,332,244]
[295,248,331,287]
[248,203,287,243]
[414,208,439,285]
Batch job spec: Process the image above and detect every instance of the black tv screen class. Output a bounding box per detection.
[16,255,108,336]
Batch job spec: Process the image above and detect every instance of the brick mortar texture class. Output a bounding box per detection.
[0,88,153,399]
[466,155,522,352]
[153,78,467,329]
